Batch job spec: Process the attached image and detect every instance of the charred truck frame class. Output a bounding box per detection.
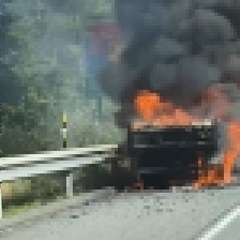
[124,120,224,189]
[96,1,240,189]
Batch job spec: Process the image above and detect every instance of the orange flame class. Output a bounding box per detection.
[134,90,197,127]
[133,89,240,188]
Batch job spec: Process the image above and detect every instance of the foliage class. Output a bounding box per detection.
[0,4,23,103]
[0,0,123,212]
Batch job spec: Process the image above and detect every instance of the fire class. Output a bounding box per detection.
[134,90,198,127]
[223,122,240,182]
[134,89,240,188]
[193,122,240,188]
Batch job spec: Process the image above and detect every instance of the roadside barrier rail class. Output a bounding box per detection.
[0,144,118,219]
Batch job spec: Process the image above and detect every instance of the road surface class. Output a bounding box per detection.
[197,204,240,240]
[0,188,240,240]
[210,210,240,240]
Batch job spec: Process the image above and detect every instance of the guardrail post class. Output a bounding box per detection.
[0,182,2,219]
[66,170,73,198]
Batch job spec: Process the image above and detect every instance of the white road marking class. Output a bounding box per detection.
[197,205,240,240]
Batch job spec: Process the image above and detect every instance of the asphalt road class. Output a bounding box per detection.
[197,205,240,240]
[1,188,240,240]
[211,210,240,240]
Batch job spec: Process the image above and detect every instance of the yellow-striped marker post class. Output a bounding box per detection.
[62,112,67,149]
[0,182,2,219]
[0,109,2,218]
[62,112,73,198]
[0,110,2,219]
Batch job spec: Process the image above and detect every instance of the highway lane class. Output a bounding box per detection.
[1,188,240,240]
[197,205,240,240]
[211,210,240,240]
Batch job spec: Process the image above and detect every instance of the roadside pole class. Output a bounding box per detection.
[62,112,73,198]
[0,182,2,219]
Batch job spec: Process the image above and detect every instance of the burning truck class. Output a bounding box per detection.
[98,0,240,189]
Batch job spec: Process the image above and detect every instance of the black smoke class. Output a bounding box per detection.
[98,0,240,128]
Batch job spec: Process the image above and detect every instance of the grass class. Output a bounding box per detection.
[0,163,115,219]
[1,181,39,219]
[2,195,70,219]
[2,201,42,219]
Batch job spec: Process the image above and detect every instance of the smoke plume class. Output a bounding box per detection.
[98,0,240,128]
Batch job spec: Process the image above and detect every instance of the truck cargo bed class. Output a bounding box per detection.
[127,122,221,189]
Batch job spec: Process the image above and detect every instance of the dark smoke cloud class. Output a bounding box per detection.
[176,9,235,45]
[150,56,220,104]
[98,0,240,127]
[115,0,171,39]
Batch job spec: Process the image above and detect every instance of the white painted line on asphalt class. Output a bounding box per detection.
[197,205,240,240]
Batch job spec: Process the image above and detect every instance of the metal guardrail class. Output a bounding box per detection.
[0,144,118,219]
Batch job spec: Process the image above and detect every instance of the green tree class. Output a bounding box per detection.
[0,3,24,103]
[0,0,117,155]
